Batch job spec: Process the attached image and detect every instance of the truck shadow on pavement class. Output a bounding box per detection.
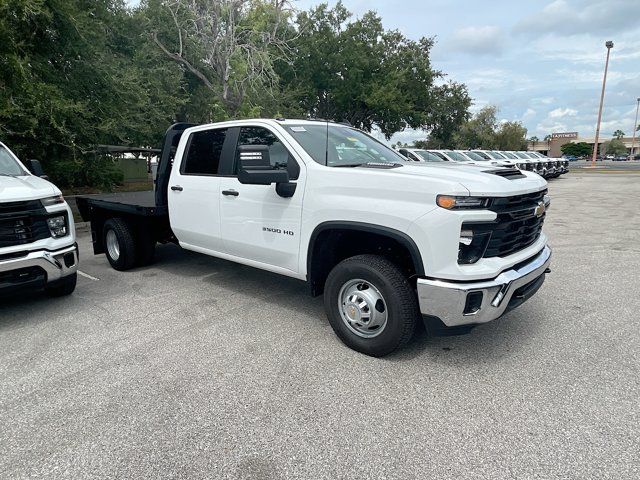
[144,243,545,364]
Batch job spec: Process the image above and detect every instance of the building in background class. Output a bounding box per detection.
[528,132,639,158]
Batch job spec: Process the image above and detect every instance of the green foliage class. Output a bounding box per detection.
[0,0,184,188]
[561,142,592,156]
[612,129,625,139]
[452,106,527,150]
[279,2,470,139]
[1,0,473,189]
[453,106,498,149]
[49,157,124,191]
[493,121,528,151]
[603,138,627,156]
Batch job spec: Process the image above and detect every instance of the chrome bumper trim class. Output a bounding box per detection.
[0,244,78,283]
[417,245,552,327]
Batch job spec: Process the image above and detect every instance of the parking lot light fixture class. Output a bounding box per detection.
[630,97,640,161]
[591,41,614,167]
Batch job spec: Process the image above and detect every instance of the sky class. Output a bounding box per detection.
[129,0,640,145]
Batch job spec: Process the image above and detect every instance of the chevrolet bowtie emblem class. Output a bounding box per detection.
[534,201,546,218]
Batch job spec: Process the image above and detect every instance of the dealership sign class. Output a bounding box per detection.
[551,132,578,139]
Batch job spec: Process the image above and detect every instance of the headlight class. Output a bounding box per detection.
[543,194,551,208]
[437,195,489,209]
[41,195,65,207]
[47,215,68,238]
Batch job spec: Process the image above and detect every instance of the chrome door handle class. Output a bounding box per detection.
[222,190,239,197]
[171,185,183,191]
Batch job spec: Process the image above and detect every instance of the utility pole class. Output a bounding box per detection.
[591,41,614,166]
[630,97,640,161]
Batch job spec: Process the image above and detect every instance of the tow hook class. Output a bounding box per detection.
[544,267,551,273]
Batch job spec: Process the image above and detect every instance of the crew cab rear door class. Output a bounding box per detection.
[218,125,305,274]
[168,125,235,252]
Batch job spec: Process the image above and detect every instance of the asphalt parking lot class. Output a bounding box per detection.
[1,174,639,479]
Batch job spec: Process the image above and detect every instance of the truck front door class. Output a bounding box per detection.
[218,125,304,274]
[168,126,233,252]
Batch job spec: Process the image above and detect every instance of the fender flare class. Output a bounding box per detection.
[306,221,425,279]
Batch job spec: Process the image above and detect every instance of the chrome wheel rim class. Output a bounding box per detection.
[106,229,120,261]
[338,279,388,338]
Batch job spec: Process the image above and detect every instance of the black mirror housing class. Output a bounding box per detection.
[25,159,46,177]
[237,145,289,185]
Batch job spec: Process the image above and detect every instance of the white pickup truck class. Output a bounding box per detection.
[0,141,78,297]
[77,119,551,356]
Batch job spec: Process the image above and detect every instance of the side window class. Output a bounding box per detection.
[237,126,299,180]
[182,128,227,175]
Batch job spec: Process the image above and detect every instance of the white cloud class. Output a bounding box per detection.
[447,26,505,56]
[549,108,578,119]
[515,0,640,37]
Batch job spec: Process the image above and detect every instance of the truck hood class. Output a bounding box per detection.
[388,163,547,196]
[0,175,59,202]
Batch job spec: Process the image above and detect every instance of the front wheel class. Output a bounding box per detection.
[323,254,419,357]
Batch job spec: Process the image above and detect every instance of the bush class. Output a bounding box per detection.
[49,155,124,191]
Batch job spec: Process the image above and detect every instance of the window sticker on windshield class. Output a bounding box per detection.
[346,137,358,142]
[290,127,307,132]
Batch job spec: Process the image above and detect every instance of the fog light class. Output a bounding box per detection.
[458,228,491,264]
[459,229,474,246]
[47,215,68,238]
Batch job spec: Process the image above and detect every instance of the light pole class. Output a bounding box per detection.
[591,40,614,166]
[630,97,640,161]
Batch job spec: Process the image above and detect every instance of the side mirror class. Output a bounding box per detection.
[25,159,48,179]
[237,145,289,185]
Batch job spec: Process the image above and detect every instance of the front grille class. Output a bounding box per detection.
[0,200,43,215]
[466,189,547,258]
[0,200,50,248]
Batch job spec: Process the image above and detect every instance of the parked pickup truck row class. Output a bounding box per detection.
[71,119,552,356]
[398,148,569,179]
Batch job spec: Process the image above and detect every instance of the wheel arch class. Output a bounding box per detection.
[306,221,425,296]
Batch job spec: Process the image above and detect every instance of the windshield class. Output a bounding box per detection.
[444,150,470,162]
[500,151,518,159]
[473,151,492,160]
[490,151,508,159]
[514,152,530,159]
[462,151,489,161]
[416,151,445,162]
[285,124,404,166]
[0,144,26,176]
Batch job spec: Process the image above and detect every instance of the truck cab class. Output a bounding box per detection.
[78,120,552,356]
[0,141,78,297]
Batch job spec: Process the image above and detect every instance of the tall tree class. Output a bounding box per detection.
[0,0,184,186]
[453,106,498,149]
[494,121,528,151]
[279,2,470,139]
[149,0,295,116]
[612,129,625,139]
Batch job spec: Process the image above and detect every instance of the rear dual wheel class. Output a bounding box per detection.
[103,218,155,271]
[323,254,419,357]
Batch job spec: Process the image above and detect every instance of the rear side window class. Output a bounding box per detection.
[182,128,227,175]
[236,126,299,180]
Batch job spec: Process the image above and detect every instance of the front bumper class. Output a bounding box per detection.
[417,245,551,327]
[0,244,78,292]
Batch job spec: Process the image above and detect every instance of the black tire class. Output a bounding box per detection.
[323,254,419,357]
[103,218,137,271]
[46,272,77,297]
